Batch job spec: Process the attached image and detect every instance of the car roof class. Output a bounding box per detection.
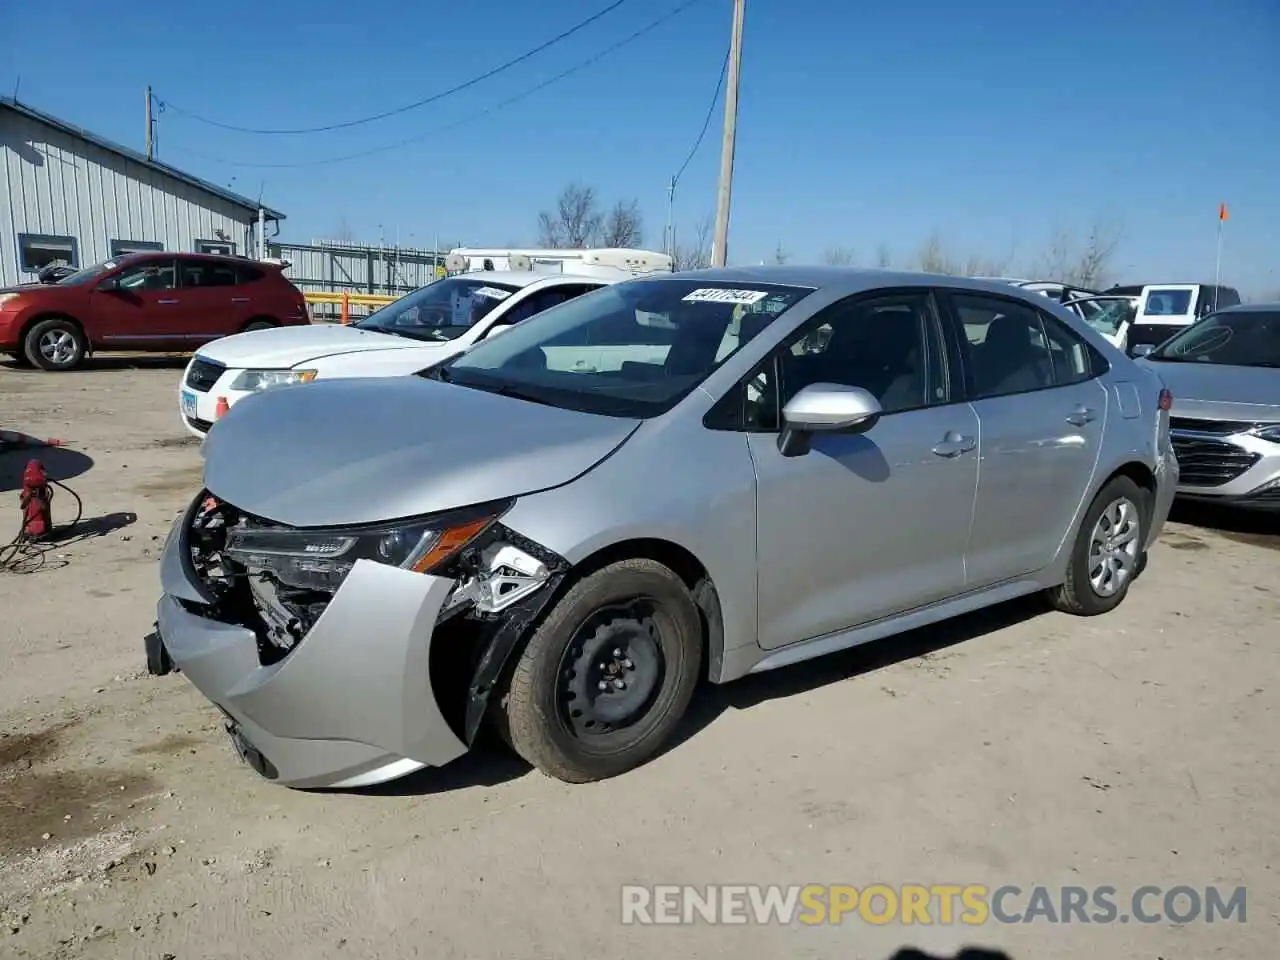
[655,264,1069,299]
[452,270,615,288]
[1216,301,1280,313]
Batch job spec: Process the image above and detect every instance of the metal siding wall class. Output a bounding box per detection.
[0,110,259,285]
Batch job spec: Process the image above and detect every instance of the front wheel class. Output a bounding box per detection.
[24,318,87,370]
[500,558,703,783]
[1048,476,1147,616]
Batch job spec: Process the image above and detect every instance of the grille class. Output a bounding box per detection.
[1169,417,1259,436]
[1170,433,1261,487]
[185,358,224,392]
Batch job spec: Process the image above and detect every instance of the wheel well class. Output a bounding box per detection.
[240,316,279,331]
[19,313,86,348]
[565,538,722,679]
[1103,461,1157,521]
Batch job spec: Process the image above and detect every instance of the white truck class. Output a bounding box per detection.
[445,247,672,278]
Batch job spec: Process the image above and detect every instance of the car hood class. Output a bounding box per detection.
[0,283,52,295]
[196,324,419,369]
[1140,360,1280,422]
[201,376,641,527]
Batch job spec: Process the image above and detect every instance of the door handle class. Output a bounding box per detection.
[1066,406,1096,426]
[157,298,179,305]
[932,432,976,458]
[231,297,250,303]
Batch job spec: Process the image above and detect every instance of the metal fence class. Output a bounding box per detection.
[267,240,445,319]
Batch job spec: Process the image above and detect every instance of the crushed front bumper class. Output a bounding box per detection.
[157,512,470,789]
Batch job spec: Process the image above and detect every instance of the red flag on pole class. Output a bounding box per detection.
[1219,203,1229,222]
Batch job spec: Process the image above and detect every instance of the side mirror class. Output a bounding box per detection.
[97,277,119,292]
[485,323,513,339]
[777,383,882,457]
[1130,343,1155,358]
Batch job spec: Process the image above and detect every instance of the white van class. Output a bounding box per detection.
[447,247,672,279]
[1106,283,1242,354]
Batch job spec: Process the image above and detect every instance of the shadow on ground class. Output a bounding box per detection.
[888,950,1012,960]
[0,437,94,492]
[367,594,1047,797]
[1171,499,1280,550]
[1,353,191,373]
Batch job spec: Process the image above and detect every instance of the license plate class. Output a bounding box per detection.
[181,390,198,418]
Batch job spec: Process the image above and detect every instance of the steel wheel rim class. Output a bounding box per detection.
[1088,496,1141,597]
[38,330,76,365]
[556,600,666,739]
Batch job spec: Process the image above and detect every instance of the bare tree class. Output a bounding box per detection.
[331,217,356,244]
[598,199,644,248]
[913,232,960,275]
[671,214,714,271]
[773,242,790,265]
[822,246,855,266]
[537,182,603,248]
[874,244,893,268]
[1039,221,1123,289]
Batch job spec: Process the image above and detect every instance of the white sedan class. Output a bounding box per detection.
[177,272,612,438]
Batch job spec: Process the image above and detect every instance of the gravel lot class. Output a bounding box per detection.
[2,355,1277,960]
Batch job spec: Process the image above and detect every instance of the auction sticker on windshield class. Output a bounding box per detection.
[683,288,769,305]
[473,287,514,300]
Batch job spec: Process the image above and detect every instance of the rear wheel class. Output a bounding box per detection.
[1048,476,1147,615]
[24,318,87,371]
[500,559,703,782]
[242,318,277,333]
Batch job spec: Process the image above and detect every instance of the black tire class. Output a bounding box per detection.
[500,558,703,782]
[23,317,86,371]
[1048,475,1147,616]
[242,318,277,333]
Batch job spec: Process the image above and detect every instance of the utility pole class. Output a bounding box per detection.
[665,175,676,259]
[145,86,154,161]
[711,0,745,267]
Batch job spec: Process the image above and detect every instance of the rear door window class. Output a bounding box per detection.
[1141,288,1195,318]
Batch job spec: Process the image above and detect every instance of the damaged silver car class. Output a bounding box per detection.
[156,267,1177,788]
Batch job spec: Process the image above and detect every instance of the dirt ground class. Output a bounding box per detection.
[1,354,1277,960]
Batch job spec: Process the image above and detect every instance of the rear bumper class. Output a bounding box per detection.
[156,513,469,789]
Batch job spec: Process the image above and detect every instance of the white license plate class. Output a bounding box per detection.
[181,390,199,419]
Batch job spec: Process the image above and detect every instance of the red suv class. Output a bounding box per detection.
[0,252,310,370]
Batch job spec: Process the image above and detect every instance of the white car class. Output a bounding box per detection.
[1062,294,1137,351]
[178,272,613,438]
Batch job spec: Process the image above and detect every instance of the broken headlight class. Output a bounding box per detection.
[223,501,510,592]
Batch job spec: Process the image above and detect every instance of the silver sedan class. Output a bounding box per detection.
[1135,302,1280,509]
[156,267,1178,789]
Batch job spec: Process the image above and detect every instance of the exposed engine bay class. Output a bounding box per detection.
[183,492,568,738]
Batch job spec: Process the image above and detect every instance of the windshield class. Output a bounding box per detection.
[1074,298,1136,337]
[355,276,521,342]
[56,260,119,286]
[431,278,815,417]
[1149,310,1280,368]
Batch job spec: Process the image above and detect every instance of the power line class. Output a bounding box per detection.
[158,0,631,135]
[164,0,706,170]
[673,45,729,189]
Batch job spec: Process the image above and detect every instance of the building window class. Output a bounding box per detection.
[195,239,236,256]
[110,239,163,256]
[17,233,79,273]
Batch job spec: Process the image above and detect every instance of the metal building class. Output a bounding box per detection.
[0,97,284,287]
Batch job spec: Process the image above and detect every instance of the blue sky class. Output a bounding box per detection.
[3,0,1278,294]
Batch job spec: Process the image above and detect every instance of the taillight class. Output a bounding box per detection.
[1158,388,1173,411]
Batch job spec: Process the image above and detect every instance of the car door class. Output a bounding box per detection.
[742,289,979,650]
[939,290,1108,587]
[90,257,182,344]
[177,258,245,343]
